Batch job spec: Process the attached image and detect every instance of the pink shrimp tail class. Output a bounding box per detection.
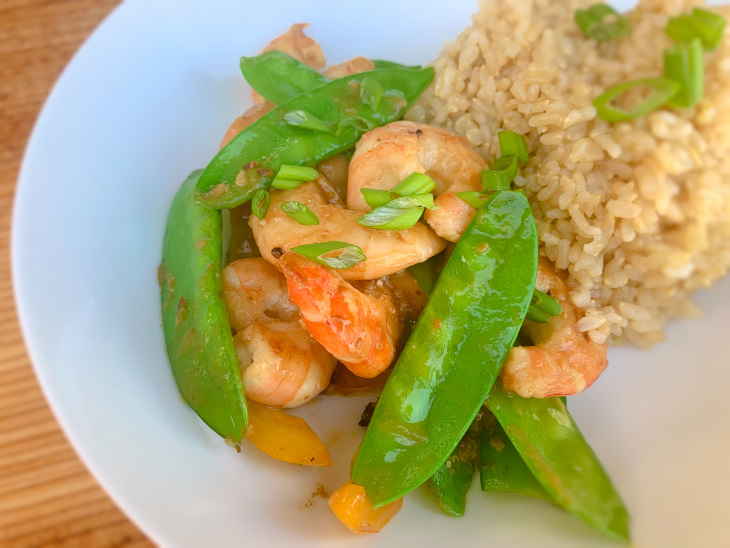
[280,254,398,379]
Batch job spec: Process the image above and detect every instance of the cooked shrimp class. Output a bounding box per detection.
[222,258,298,332]
[261,23,326,70]
[347,121,488,242]
[353,269,427,330]
[323,56,375,79]
[223,257,335,408]
[280,253,400,379]
[219,102,275,149]
[234,321,336,408]
[500,260,609,398]
[253,23,326,104]
[249,181,445,281]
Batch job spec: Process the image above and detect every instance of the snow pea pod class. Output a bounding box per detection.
[487,382,630,542]
[479,411,551,500]
[239,51,329,105]
[352,190,538,506]
[160,171,247,447]
[427,417,480,516]
[196,67,434,209]
[371,59,423,70]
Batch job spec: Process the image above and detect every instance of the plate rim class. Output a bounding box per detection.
[10,3,167,545]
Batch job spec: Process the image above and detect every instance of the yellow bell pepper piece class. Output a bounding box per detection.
[328,481,402,534]
[245,401,333,466]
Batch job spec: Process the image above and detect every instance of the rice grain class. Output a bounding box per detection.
[408,0,730,345]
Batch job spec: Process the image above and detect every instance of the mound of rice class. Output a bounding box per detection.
[407,0,730,346]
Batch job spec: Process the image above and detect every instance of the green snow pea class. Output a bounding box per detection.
[371,59,424,70]
[195,67,434,209]
[427,416,480,516]
[239,51,329,105]
[479,411,551,500]
[487,381,630,542]
[352,190,538,506]
[160,171,247,447]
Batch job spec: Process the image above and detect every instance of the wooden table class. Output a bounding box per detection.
[0,1,152,545]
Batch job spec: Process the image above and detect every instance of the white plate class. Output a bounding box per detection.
[12,0,730,546]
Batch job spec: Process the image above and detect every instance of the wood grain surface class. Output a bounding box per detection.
[0,1,153,546]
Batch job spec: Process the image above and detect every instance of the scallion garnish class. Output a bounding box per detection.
[664,38,704,108]
[666,7,726,51]
[271,178,304,190]
[525,307,551,324]
[292,241,366,269]
[525,289,563,324]
[497,131,530,163]
[481,155,519,191]
[277,165,319,181]
[575,4,632,41]
[533,289,563,316]
[391,172,438,196]
[271,165,319,190]
[361,188,393,209]
[360,76,384,112]
[280,201,319,225]
[283,109,331,132]
[456,191,490,209]
[388,193,435,209]
[593,77,681,122]
[251,189,271,219]
[357,205,425,230]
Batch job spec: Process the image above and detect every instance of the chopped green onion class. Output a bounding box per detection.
[481,155,519,191]
[280,201,319,225]
[388,193,435,209]
[664,38,704,108]
[292,241,366,269]
[357,205,425,230]
[360,76,384,111]
[271,178,304,190]
[575,4,632,41]
[525,306,551,324]
[593,77,681,122]
[531,289,563,317]
[361,188,434,210]
[456,191,490,209]
[666,7,726,51]
[251,189,270,219]
[271,165,317,190]
[391,172,437,196]
[525,289,563,324]
[276,165,319,181]
[361,188,393,209]
[283,109,331,132]
[497,131,529,163]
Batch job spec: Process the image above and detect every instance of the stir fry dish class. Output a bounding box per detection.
[160,2,729,541]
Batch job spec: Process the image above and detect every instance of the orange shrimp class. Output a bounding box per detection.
[347,121,487,242]
[223,258,336,408]
[323,56,375,79]
[219,102,275,150]
[500,260,609,398]
[279,253,400,379]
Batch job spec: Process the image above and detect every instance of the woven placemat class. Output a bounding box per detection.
[0,1,152,545]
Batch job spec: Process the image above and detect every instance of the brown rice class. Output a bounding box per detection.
[407,0,730,346]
